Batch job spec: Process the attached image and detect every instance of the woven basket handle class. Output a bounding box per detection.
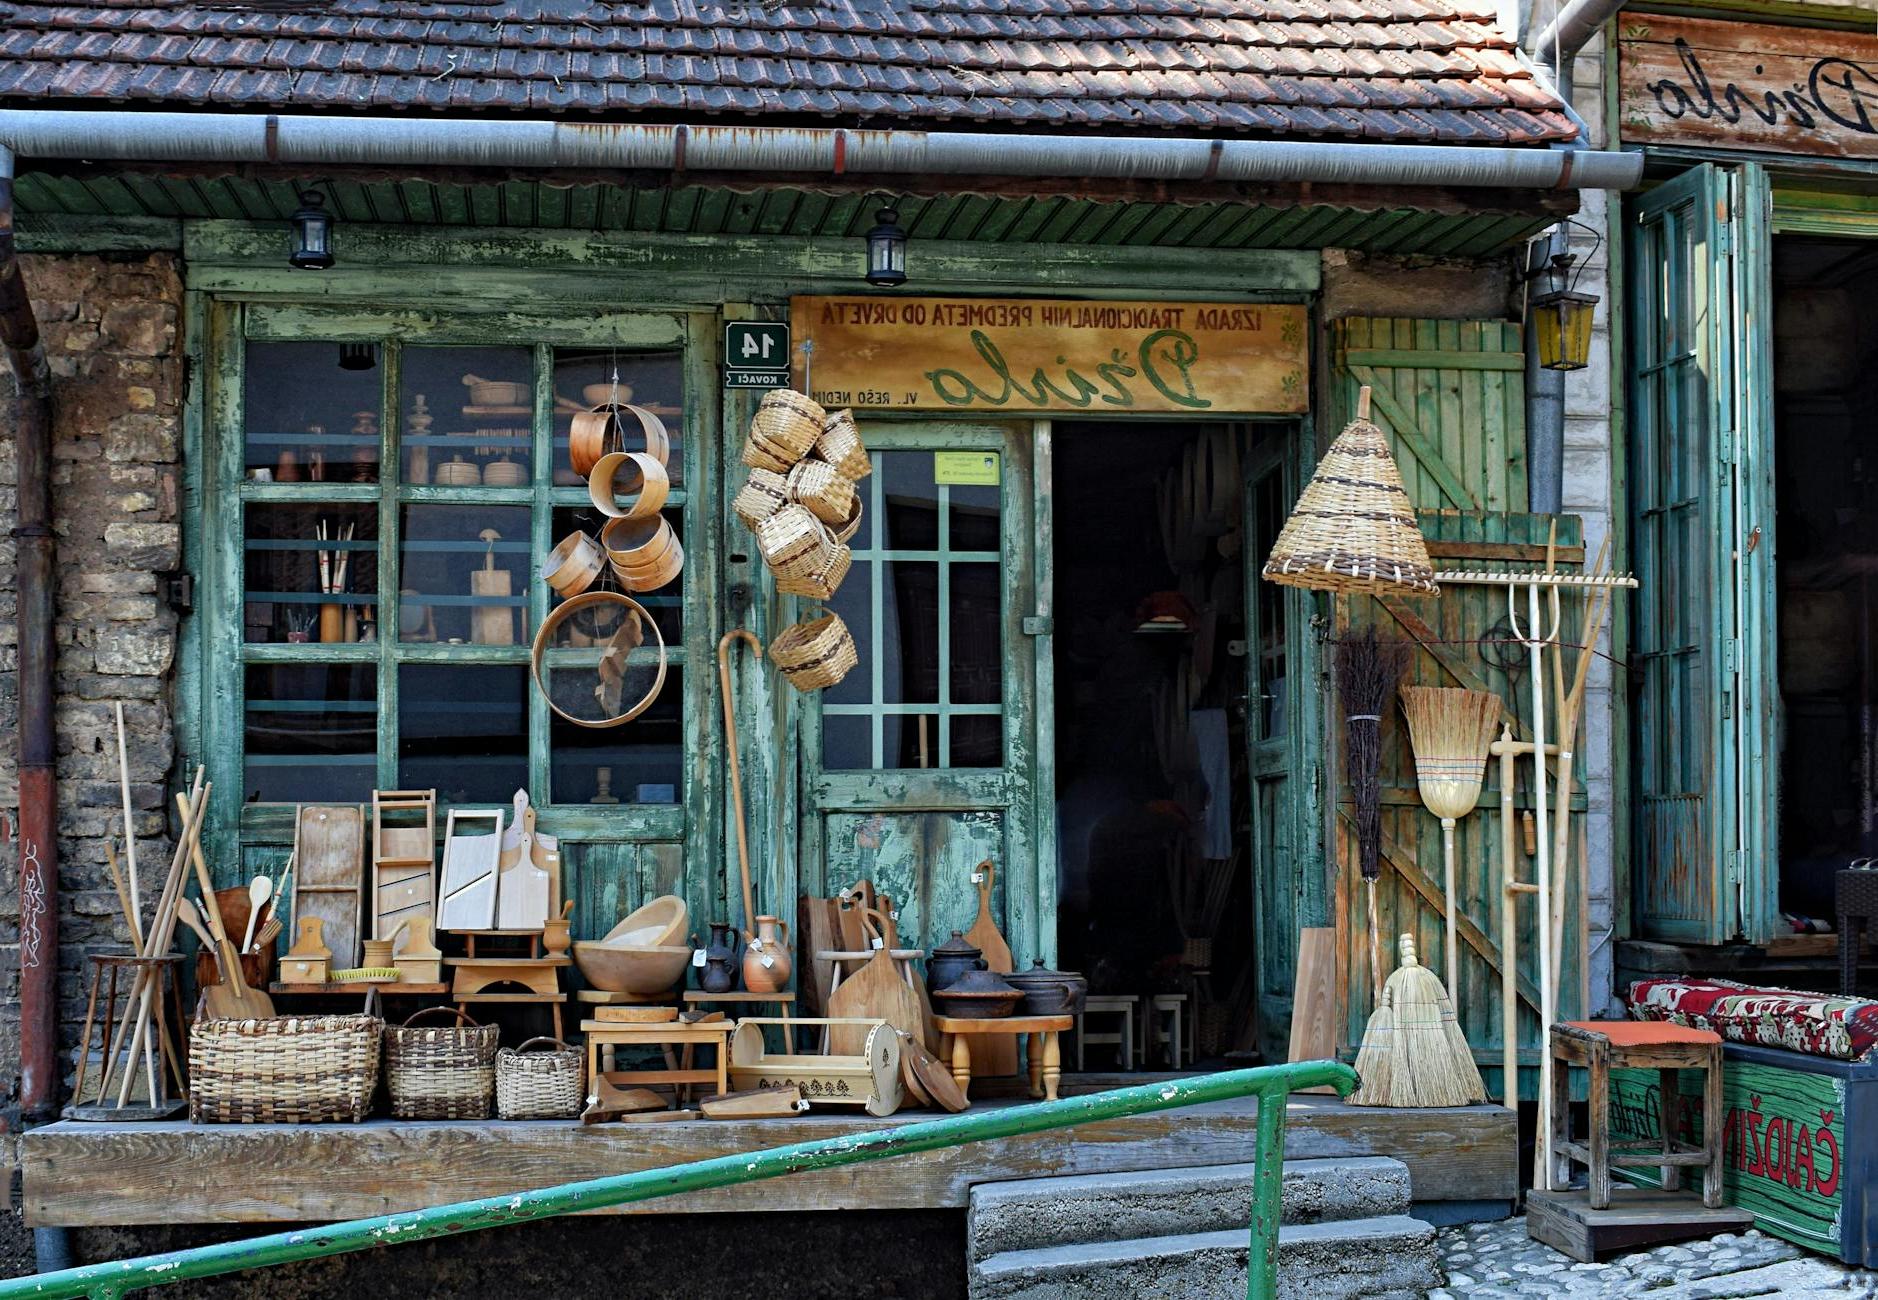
[401,1005,478,1029]
[515,1036,574,1055]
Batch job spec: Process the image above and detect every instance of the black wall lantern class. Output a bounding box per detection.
[1525,219,1601,372]
[864,205,907,287]
[290,190,335,270]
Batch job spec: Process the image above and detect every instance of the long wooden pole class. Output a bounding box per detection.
[114,702,140,923]
[717,629,763,944]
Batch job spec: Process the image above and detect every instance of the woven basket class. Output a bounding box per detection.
[383,1006,499,1120]
[1262,390,1437,597]
[775,532,852,601]
[815,409,871,480]
[741,433,794,474]
[787,459,857,527]
[833,492,864,544]
[495,1036,585,1119]
[756,504,829,579]
[747,390,824,467]
[189,1014,382,1124]
[770,608,859,691]
[733,468,790,530]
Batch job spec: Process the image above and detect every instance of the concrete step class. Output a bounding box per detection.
[968,1215,1441,1300]
[967,1157,1412,1263]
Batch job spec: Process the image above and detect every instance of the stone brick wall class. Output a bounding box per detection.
[0,252,183,1122]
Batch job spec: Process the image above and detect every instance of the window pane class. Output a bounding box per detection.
[244,341,382,483]
[552,349,685,488]
[550,505,683,644]
[882,451,939,550]
[243,501,379,644]
[951,714,1001,768]
[244,663,376,802]
[551,666,683,804]
[949,562,1001,705]
[886,560,940,705]
[401,345,533,487]
[397,665,528,802]
[824,562,873,706]
[822,714,872,769]
[949,481,1000,553]
[399,504,531,645]
[888,713,941,768]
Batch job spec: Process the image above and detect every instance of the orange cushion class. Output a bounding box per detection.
[1562,1020,1721,1046]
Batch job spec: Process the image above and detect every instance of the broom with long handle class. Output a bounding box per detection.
[1400,686,1502,1013]
[1337,631,1409,1005]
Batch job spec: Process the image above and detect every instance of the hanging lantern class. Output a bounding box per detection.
[1531,289,1597,372]
[289,191,335,270]
[864,206,907,286]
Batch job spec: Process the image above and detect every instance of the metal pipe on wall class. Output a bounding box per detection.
[0,142,58,1124]
[0,110,1645,191]
[1525,226,1568,514]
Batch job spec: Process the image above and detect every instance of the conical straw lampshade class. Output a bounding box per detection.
[1262,386,1438,597]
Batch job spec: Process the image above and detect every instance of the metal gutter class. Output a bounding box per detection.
[1528,0,1622,63]
[0,110,1645,191]
[0,143,57,1125]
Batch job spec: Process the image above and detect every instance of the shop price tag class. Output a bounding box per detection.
[971,872,985,884]
[870,936,885,951]
[692,948,707,968]
[748,937,764,952]
[760,954,775,969]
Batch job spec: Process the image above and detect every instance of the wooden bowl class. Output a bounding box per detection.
[600,894,688,948]
[573,942,692,994]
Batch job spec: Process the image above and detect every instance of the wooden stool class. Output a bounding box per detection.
[68,952,188,1120]
[1549,1020,1724,1209]
[933,1015,1071,1102]
[1076,995,1137,1070]
[683,989,796,1052]
[583,1019,734,1102]
[1142,993,1189,1068]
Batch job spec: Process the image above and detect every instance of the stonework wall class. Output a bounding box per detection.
[0,252,183,1122]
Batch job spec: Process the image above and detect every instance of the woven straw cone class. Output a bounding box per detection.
[1262,414,1437,596]
[734,468,790,530]
[741,432,794,474]
[787,458,857,526]
[770,608,858,691]
[815,409,871,480]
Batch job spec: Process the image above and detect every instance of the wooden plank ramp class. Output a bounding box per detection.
[22,1089,1515,1227]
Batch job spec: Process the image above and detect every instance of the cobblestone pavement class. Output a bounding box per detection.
[1434,1218,1878,1298]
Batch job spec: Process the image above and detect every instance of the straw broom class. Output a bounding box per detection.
[1399,686,1502,1014]
[1351,934,1487,1107]
[1336,630,1409,1002]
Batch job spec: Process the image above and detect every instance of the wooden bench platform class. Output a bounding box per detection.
[21,1078,1515,1227]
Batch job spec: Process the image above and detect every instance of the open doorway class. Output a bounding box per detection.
[1052,422,1254,1066]
[1773,236,1878,926]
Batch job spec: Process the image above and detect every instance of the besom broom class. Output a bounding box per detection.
[1399,685,1501,1014]
[1351,934,1486,1107]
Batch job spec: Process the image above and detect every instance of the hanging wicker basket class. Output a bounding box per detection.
[744,390,824,470]
[755,503,829,579]
[815,409,871,480]
[733,468,790,530]
[383,1006,499,1120]
[833,492,865,544]
[775,529,852,601]
[770,607,859,692]
[495,1037,585,1119]
[787,459,857,527]
[1261,387,1437,597]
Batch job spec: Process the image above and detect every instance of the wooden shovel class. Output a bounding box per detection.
[826,906,923,1056]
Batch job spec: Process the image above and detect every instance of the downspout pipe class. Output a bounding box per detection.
[0,141,58,1124]
[0,110,1644,191]
[1529,0,1625,62]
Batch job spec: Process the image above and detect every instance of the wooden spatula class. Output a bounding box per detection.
[188,847,275,1019]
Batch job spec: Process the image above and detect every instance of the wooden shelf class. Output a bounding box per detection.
[682,991,795,1004]
[270,982,450,995]
[455,992,568,1004]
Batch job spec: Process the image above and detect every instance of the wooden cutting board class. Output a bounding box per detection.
[1289,927,1338,1094]
[836,879,874,953]
[294,805,365,968]
[799,893,838,1016]
[962,859,1016,1077]
[827,906,924,1056]
[901,1032,968,1113]
[496,793,551,929]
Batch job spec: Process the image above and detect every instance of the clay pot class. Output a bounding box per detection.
[927,931,983,993]
[931,965,1023,1019]
[742,915,792,994]
[700,921,740,994]
[1007,958,1089,1016]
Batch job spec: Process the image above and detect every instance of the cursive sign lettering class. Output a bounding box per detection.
[1622,16,1878,159]
[924,328,1212,411]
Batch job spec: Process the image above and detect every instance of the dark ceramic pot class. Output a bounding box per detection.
[927,931,983,993]
[700,920,740,994]
[1007,958,1088,1015]
[931,965,1024,1019]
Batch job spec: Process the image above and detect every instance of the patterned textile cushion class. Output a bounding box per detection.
[1628,978,1878,1062]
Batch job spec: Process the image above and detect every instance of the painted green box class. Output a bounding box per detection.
[1609,1042,1875,1265]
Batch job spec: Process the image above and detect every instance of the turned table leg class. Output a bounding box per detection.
[1042,1032,1061,1101]
[949,1034,973,1099]
[1027,1032,1044,1099]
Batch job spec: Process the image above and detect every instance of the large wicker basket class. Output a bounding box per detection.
[383,1007,499,1120]
[814,409,871,480]
[495,1036,585,1119]
[189,1013,382,1124]
[770,608,859,691]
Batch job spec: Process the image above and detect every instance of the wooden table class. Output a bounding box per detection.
[582,1018,735,1102]
[448,956,570,1039]
[933,1015,1071,1102]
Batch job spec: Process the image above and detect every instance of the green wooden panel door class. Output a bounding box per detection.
[1627,163,1776,943]
[799,423,1044,963]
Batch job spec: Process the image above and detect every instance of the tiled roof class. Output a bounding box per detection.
[0,0,1574,145]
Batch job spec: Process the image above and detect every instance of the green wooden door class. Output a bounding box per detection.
[1246,425,1320,1061]
[1627,163,1777,943]
[799,422,1044,962]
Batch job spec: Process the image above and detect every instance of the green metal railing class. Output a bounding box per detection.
[3,1061,1357,1300]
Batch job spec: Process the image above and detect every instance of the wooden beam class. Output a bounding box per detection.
[17,214,183,253]
[21,1097,1516,1226]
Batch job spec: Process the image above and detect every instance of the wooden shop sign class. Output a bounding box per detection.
[1620,15,1878,160]
[790,296,1309,415]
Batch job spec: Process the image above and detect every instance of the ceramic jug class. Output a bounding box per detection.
[743,915,792,993]
[700,921,739,994]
